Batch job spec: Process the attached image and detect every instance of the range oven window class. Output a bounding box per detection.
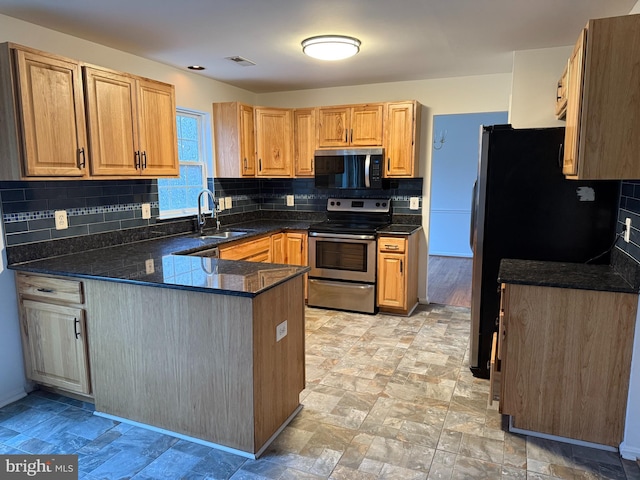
[315,240,368,272]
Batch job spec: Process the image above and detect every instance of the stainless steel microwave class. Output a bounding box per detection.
[314,148,384,189]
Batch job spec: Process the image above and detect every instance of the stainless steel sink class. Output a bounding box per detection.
[192,229,252,240]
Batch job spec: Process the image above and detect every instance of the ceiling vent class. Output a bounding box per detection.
[225,56,256,67]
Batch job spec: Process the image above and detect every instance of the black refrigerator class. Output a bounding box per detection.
[469,125,620,379]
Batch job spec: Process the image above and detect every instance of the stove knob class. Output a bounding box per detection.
[336,201,341,206]
[382,202,387,207]
[376,202,380,207]
[330,201,335,206]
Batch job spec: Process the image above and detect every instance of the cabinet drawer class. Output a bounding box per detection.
[219,235,271,261]
[17,273,83,304]
[378,237,406,253]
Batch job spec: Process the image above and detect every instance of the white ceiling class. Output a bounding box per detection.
[0,0,636,93]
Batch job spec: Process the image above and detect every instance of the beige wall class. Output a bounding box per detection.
[257,75,512,301]
[509,46,573,128]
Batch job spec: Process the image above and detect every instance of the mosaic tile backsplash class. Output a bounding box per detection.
[617,180,640,265]
[1,177,424,247]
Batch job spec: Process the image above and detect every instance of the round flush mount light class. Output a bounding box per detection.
[301,35,361,61]
[187,65,206,71]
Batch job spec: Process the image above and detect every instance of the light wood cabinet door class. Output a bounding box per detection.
[293,108,316,176]
[500,283,637,447]
[219,235,272,262]
[20,299,91,394]
[213,102,256,178]
[562,29,585,177]
[271,233,285,264]
[377,252,406,309]
[384,101,420,177]
[255,107,293,177]
[317,104,383,148]
[351,104,383,146]
[14,48,88,177]
[137,78,178,176]
[560,14,640,179]
[84,66,139,176]
[284,232,308,266]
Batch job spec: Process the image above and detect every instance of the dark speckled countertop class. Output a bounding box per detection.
[498,258,638,294]
[8,220,314,298]
[378,224,423,235]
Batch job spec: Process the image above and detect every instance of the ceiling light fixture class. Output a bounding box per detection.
[187,65,205,71]
[301,35,361,61]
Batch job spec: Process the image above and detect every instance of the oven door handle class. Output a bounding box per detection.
[309,232,376,241]
[364,154,371,188]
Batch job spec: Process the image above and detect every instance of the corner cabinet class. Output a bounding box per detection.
[384,101,421,177]
[317,104,383,148]
[255,107,293,177]
[16,273,91,396]
[496,282,637,447]
[560,14,640,179]
[377,231,419,315]
[0,42,178,181]
[0,43,88,179]
[213,102,256,178]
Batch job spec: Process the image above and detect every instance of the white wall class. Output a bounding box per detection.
[257,74,512,302]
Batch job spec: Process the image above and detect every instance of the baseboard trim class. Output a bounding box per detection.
[0,388,26,408]
[619,441,640,461]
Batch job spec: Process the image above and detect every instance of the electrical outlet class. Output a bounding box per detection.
[286,195,294,207]
[625,217,632,243]
[276,320,288,342]
[216,198,224,211]
[410,197,420,210]
[54,210,68,230]
[141,203,151,219]
[145,258,155,274]
[225,197,233,209]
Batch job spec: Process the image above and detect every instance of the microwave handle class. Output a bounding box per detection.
[364,154,371,188]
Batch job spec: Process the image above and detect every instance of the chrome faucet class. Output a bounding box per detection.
[197,188,219,235]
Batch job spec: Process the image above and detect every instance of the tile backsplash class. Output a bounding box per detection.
[616,180,640,263]
[1,177,423,247]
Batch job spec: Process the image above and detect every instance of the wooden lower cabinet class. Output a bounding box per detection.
[219,234,272,262]
[498,283,637,447]
[377,233,419,315]
[16,273,91,395]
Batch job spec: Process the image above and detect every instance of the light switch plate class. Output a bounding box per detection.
[286,195,294,206]
[141,203,151,219]
[410,197,420,210]
[54,210,68,230]
[225,197,233,209]
[276,320,288,342]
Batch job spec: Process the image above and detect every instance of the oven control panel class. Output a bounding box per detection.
[326,198,390,213]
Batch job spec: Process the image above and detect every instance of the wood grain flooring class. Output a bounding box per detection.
[427,255,472,307]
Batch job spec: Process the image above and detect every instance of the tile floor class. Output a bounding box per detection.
[1,304,639,479]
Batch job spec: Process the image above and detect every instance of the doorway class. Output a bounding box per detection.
[428,111,508,307]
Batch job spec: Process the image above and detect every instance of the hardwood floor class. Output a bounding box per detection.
[428,255,472,307]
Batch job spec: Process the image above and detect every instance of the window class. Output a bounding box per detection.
[158,109,211,218]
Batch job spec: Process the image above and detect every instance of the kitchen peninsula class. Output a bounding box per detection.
[9,227,309,458]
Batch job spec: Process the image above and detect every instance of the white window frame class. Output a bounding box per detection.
[158,108,212,219]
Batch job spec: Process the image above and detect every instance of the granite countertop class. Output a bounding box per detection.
[378,224,423,235]
[8,220,314,297]
[498,258,638,294]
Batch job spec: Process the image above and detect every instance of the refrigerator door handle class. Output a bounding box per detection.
[470,180,477,250]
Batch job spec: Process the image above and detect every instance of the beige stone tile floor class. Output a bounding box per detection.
[260,304,640,479]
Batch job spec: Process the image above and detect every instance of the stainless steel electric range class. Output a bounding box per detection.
[308,198,391,314]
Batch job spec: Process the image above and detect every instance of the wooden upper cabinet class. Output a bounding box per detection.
[255,107,293,177]
[561,14,640,179]
[213,102,256,178]
[137,78,178,176]
[0,44,88,179]
[317,104,383,148]
[293,108,316,176]
[84,66,178,178]
[384,101,421,177]
[0,42,178,180]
